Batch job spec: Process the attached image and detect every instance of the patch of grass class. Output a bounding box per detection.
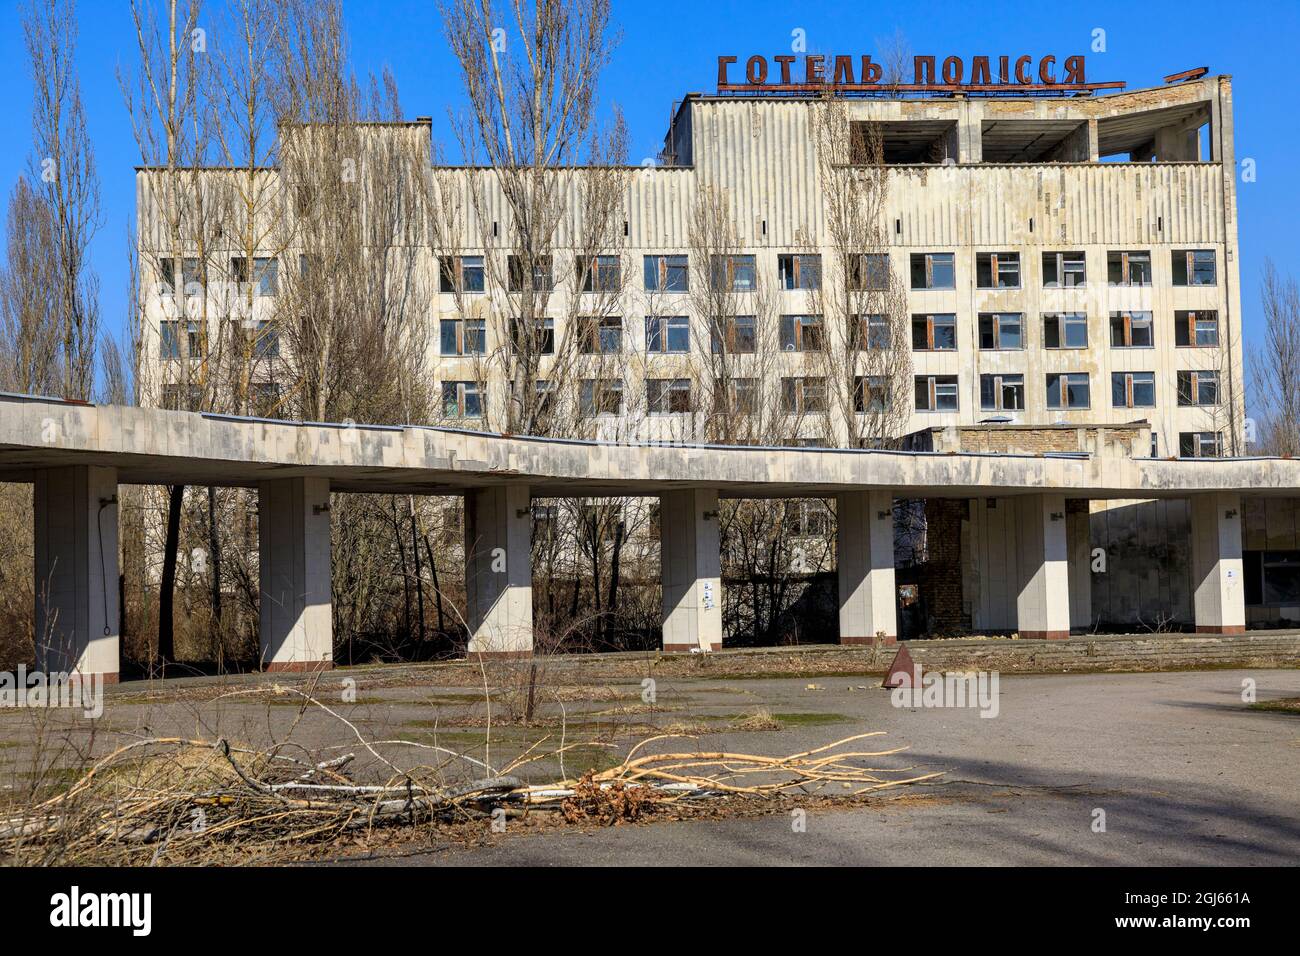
[1249,697,1300,714]
[714,670,876,682]
[729,708,782,732]
[771,711,852,727]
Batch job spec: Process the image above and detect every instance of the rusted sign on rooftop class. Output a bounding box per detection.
[716,54,1125,96]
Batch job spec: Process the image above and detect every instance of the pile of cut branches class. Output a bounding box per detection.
[0,686,939,865]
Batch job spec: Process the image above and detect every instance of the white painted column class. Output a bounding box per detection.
[836,491,897,644]
[464,485,533,657]
[660,488,722,652]
[34,466,120,681]
[1014,493,1071,640]
[258,477,333,671]
[1189,491,1245,634]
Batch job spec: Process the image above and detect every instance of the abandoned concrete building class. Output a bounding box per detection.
[7,62,1277,680]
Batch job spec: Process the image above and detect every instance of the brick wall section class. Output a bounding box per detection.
[914,422,1151,457]
[923,498,970,634]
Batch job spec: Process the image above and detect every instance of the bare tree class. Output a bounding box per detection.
[0,177,62,395]
[438,0,628,437]
[808,94,912,449]
[1250,259,1300,457]
[23,0,102,401]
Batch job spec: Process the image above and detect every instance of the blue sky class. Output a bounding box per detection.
[0,0,1295,358]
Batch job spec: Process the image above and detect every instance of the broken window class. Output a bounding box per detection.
[1111,371,1156,408]
[911,313,957,351]
[1244,550,1300,606]
[580,378,624,416]
[1172,250,1216,287]
[1107,251,1152,287]
[646,315,690,353]
[440,317,486,355]
[781,376,826,414]
[1046,372,1090,410]
[854,375,890,414]
[578,255,622,293]
[850,314,891,351]
[978,313,1023,350]
[249,320,279,359]
[1178,431,1222,458]
[711,315,757,354]
[578,316,622,354]
[715,377,758,415]
[441,381,483,419]
[644,254,689,292]
[159,321,181,360]
[1042,251,1087,288]
[914,375,959,412]
[1175,310,1220,348]
[979,374,1024,412]
[778,254,822,290]
[1177,370,1220,406]
[646,378,692,414]
[507,255,553,292]
[976,252,1020,289]
[780,314,824,352]
[910,252,955,290]
[710,254,757,292]
[785,499,832,537]
[510,317,554,355]
[1110,311,1154,348]
[848,253,891,291]
[1044,312,1088,349]
[439,256,485,293]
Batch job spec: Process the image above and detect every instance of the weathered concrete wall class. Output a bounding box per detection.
[1090,498,1193,628]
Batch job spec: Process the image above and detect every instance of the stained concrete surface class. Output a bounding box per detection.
[342,669,1300,866]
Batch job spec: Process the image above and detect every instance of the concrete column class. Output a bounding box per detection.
[464,485,533,657]
[1014,493,1071,640]
[258,477,333,671]
[1066,502,1093,632]
[34,466,120,681]
[1189,492,1245,634]
[660,488,722,652]
[837,491,897,644]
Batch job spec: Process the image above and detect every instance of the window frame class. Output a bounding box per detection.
[1046,372,1091,410]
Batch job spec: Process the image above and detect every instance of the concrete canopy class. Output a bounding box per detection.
[0,394,1296,501]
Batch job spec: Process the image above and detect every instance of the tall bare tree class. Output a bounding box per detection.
[1250,259,1300,457]
[23,0,102,401]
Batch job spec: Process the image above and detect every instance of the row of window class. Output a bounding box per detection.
[154,248,1220,301]
[159,319,279,359]
[437,369,1223,421]
[914,370,1222,412]
[435,310,1222,357]
[913,310,1220,351]
[436,249,1219,293]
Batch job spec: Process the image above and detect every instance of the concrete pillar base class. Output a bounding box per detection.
[467,649,534,660]
[837,491,898,646]
[465,485,534,656]
[34,465,120,679]
[259,477,334,672]
[840,634,898,646]
[660,489,723,652]
[1190,492,1246,636]
[1015,493,1072,640]
[264,661,335,673]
